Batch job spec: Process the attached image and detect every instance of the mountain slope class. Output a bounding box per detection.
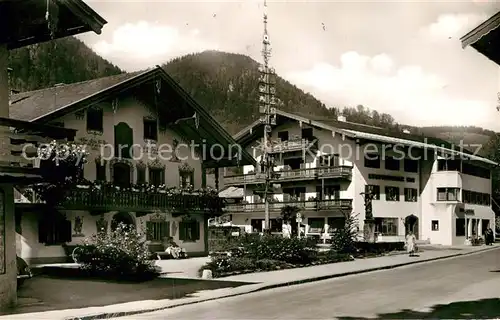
[163,51,496,152]
[8,37,123,92]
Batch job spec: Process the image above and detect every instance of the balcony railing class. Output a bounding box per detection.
[58,187,225,212]
[224,166,353,185]
[0,117,76,182]
[224,199,352,213]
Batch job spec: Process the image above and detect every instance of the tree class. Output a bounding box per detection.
[331,212,359,254]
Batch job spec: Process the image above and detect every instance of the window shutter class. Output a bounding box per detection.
[193,221,200,240]
[62,219,72,243]
[189,172,194,188]
[146,221,153,241]
[161,221,170,239]
[161,169,165,185]
[179,222,186,241]
[38,218,47,243]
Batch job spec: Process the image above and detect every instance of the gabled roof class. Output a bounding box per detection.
[460,11,500,66]
[235,109,498,166]
[10,67,255,168]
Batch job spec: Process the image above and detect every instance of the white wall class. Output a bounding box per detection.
[17,209,206,264]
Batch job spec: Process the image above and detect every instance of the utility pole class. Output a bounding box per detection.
[259,0,277,234]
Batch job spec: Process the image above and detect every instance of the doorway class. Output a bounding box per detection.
[111,212,135,231]
[405,214,419,239]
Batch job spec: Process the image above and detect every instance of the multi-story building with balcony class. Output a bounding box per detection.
[220,110,496,246]
[11,67,254,264]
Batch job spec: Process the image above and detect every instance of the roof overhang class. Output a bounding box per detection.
[1,0,107,50]
[460,11,500,66]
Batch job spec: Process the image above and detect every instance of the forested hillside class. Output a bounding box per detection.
[8,37,122,92]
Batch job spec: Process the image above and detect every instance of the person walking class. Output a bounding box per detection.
[406,231,417,257]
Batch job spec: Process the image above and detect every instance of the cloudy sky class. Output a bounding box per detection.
[80,1,500,130]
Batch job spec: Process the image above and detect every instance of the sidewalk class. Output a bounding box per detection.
[3,245,498,320]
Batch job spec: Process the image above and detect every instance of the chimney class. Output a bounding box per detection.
[337,115,346,122]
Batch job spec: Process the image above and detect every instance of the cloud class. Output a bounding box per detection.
[419,13,487,41]
[93,21,219,71]
[285,51,492,127]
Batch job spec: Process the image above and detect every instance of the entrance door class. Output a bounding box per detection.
[405,214,419,239]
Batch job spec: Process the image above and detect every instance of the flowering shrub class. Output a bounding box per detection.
[74,222,159,281]
[32,140,88,205]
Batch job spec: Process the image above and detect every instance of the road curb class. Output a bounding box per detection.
[67,246,498,320]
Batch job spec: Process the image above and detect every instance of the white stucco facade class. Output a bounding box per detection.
[222,115,496,245]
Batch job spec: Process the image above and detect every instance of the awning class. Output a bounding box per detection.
[460,11,500,65]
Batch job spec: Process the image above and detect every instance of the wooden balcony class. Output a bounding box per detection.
[224,199,352,213]
[58,187,225,213]
[0,117,76,184]
[224,166,353,186]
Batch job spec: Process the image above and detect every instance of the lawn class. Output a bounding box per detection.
[5,273,251,315]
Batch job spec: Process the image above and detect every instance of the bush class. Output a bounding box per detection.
[354,241,405,255]
[238,234,317,264]
[75,223,159,281]
[198,257,291,277]
[331,213,359,254]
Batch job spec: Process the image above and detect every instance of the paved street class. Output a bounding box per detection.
[115,247,500,319]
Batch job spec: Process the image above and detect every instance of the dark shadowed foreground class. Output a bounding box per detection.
[115,248,500,319]
[3,275,250,315]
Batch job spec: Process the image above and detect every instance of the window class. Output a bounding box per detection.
[462,163,490,179]
[302,128,313,140]
[316,185,340,200]
[327,217,345,233]
[113,163,131,187]
[319,155,339,167]
[143,118,158,141]
[431,220,439,231]
[96,162,106,181]
[308,218,325,233]
[462,190,490,206]
[437,159,460,171]
[179,220,200,242]
[455,218,465,236]
[385,157,400,171]
[270,219,282,233]
[251,219,264,232]
[149,168,165,186]
[86,107,103,132]
[38,215,72,245]
[404,159,418,173]
[385,186,400,201]
[146,221,169,242]
[437,188,459,201]
[365,185,380,200]
[404,188,417,202]
[277,131,289,141]
[137,166,146,184]
[375,218,398,236]
[364,154,380,168]
[179,171,194,188]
